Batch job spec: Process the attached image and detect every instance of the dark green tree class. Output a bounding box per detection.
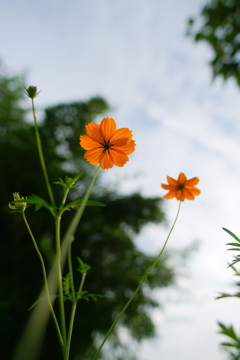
[188,0,240,85]
[0,63,175,360]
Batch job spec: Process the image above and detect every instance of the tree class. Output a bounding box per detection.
[188,0,240,85]
[0,63,175,360]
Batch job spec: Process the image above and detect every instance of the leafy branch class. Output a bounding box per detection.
[223,228,240,267]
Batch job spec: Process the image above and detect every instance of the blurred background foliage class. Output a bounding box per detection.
[188,0,240,85]
[0,62,177,360]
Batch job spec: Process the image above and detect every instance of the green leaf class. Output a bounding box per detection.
[63,272,72,294]
[63,293,76,302]
[218,322,240,342]
[72,171,83,183]
[77,256,91,273]
[223,228,240,243]
[77,290,115,302]
[221,342,238,347]
[54,179,65,187]
[226,243,240,247]
[227,248,240,252]
[228,258,240,267]
[54,172,83,189]
[216,293,240,300]
[14,195,52,212]
[82,293,104,302]
[216,293,231,300]
[28,195,52,212]
[64,197,105,211]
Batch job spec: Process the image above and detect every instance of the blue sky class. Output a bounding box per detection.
[2,1,240,359]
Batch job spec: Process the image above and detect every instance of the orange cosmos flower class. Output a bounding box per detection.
[79,117,136,169]
[161,172,200,201]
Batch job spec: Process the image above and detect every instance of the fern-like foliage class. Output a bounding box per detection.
[218,322,240,360]
[223,228,240,267]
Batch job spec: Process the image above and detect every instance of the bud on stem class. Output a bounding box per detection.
[25,86,40,99]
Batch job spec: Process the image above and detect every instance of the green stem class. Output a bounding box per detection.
[92,201,182,360]
[22,212,64,348]
[58,165,101,359]
[31,98,55,208]
[62,165,101,244]
[68,241,76,301]
[55,215,67,348]
[77,272,87,298]
[66,273,87,360]
[31,165,101,360]
[61,187,70,207]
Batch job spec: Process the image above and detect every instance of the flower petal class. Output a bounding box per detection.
[178,173,187,184]
[184,177,199,186]
[99,118,116,141]
[164,189,178,199]
[185,186,201,196]
[101,151,114,169]
[183,188,195,200]
[111,137,129,147]
[161,184,176,190]
[85,123,103,143]
[110,149,129,167]
[176,189,184,201]
[113,139,136,154]
[80,135,101,150]
[110,128,133,142]
[84,148,103,165]
[167,176,178,186]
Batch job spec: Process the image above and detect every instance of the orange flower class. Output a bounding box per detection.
[79,117,136,169]
[161,173,200,201]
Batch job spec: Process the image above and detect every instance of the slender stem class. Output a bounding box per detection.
[28,165,101,360]
[60,165,102,254]
[77,272,87,298]
[31,98,55,207]
[68,241,76,301]
[22,212,64,347]
[61,188,70,207]
[61,165,101,360]
[66,273,87,360]
[92,201,182,360]
[143,200,182,277]
[55,214,67,348]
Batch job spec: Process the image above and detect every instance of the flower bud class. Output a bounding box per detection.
[9,192,27,211]
[25,86,40,99]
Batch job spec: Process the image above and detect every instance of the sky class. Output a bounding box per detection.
[1,0,240,359]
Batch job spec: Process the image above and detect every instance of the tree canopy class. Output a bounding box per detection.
[0,64,176,360]
[188,0,240,85]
